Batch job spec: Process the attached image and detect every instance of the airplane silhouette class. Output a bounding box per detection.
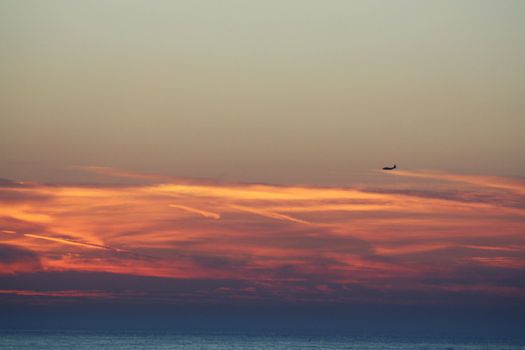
[382,164,396,171]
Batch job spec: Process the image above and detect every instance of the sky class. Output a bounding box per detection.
[1,0,525,334]
[1,0,525,183]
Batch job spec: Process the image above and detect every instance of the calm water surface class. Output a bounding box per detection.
[1,330,524,350]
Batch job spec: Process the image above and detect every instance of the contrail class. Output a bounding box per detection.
[24,233,108,250]
[71,165,172,181]
[230,205,314,226]
[390,170,525,194]
[3,230,107,249]
[23,233,154,260]
[169,204,220,219]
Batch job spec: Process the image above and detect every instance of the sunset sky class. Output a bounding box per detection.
[1,0,524,333]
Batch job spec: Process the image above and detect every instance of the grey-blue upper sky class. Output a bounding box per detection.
[1,0,524,184]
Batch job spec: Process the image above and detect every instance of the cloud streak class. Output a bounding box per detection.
[1,168,524,305]
[390,169,525,195]
[169,204,221,220]
[23,233,117,251]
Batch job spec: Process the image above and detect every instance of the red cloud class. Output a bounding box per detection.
[1,167,524,304]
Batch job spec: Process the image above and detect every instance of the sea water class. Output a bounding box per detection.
[1,330,525,350]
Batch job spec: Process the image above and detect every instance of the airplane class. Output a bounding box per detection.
[382,164,396,171]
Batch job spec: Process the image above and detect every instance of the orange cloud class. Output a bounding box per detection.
[1,168,524,303]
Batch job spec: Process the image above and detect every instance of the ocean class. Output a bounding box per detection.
[1,330,524,350]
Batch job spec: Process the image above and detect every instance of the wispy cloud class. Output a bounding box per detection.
[1,168,524,304]
[390,169,525,195]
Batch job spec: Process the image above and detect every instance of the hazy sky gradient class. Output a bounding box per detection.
[1,0,524,184]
